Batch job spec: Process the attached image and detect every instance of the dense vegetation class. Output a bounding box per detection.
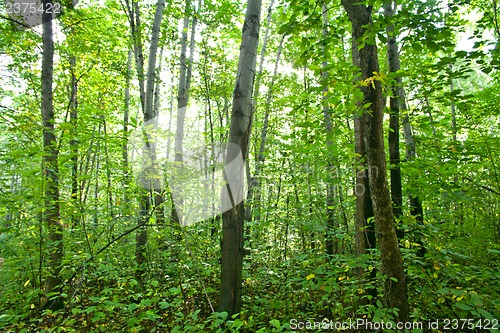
[0,0,499,332]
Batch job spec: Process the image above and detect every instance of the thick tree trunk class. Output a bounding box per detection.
[219,0,261,317]
[384,1,403,239]
[352,40,375,257]
[342,0,409,322]
[41,0,63,310]
[352,38,377,305]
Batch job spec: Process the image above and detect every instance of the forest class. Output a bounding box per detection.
[0,0,499,331]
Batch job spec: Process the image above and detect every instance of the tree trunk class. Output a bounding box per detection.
[41,0,63,310]
[128,0,145,110]
[127,0,165,281]
[385,0,425,256]
[352,39,375,257]
[321,3,338,256]
[219,0,261,317]
[349,32,375,305]
[245,0,274,224]
[252,34,284,226]
[173,0,198,224]
[154,46,165,225]
[173,0,191,166]
[69,55,79,229]
[342,0,409,322]
[404,113,425,257]
[123,48,132,194]
[384,0,403,239]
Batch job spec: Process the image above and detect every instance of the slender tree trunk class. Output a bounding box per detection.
[69,56,79,229]
[173,0,198,224]
[385,1,425,256]
[127,0,146,110]
[219,0,261,317]
[404,116,425,257]
[425,97,437,136]
[252,35,284,225]
[342,0,409,321]
[123,48,132,194]
[153,47,165,225]
[173,0,191,168]
[100,116,114,224]
[127,0,165,281]
[449,70,462,224]
[321,3,338,256]
[144,0,164,122]
[245,0,274,224]
[41,0,63,310]
[384,0,403,239]
[200,40,218,237]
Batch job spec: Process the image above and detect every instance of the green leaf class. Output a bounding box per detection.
[215,311,228,321]
[91,311,105,323]
[454,303,472,311]
[270,319,280,329]
[477,309,494,320]
[127,317,139,327]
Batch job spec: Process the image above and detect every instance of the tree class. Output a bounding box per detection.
[384,0,425,255]
[219,0,262,317]
[321,3,338,256]
[125,0,165,281]
[41,0,63,310]
[342,0,410,321]
[384,0,403,239]
[1,0,500,329]
[173,0,198,224]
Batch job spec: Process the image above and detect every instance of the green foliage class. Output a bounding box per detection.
[0,0,499,331]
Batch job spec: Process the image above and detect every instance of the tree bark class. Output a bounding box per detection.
[173,0,198,224]
[123,48,132,192]
[154,46,165,226]
[41,0,63,310]
[127,0,146,110]
[252,34,284,225]
[352,39,375,257]
[219,0,261,317]
[173,0,190,168]
[385,0,425,256]
[322,3,338,256]
[342,0,409,321]
[69,55,79,229]
[245,0,274,224]
[404,112,425,257]
[384,0,403,239]
[127,0,165,281]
